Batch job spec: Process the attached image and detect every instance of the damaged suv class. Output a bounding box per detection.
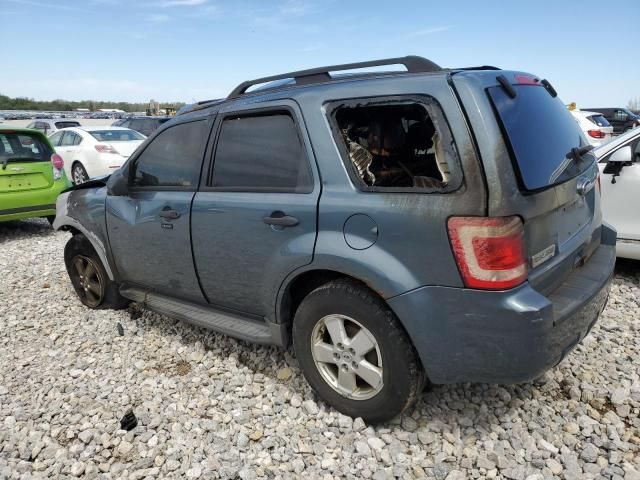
[55,56,615,422]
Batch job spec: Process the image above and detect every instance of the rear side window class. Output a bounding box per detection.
[211,112,312,192]
[0,132,51,161]
[489,85,592,191]
[329,98,460,192]
[61,132,77,146]
[131,120,207,188]
[49,131,64,146]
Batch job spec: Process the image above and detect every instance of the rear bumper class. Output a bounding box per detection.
[0,180,69,222]
[388,225,616,384]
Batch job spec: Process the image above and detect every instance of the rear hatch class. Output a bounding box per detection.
[0,130,54,193]
[455,72,603,294]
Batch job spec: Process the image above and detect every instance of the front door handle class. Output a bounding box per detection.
[263,211,299,227]
[159,208,180,219]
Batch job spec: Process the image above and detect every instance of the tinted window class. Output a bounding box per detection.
[0,132,51,162]
[588,115,610,127]
[129,119,143,131]
[489,85,592,191]
[131,120,207,188]
[212,113,312,192]
[89,130,144,142]
[55,121,80,129]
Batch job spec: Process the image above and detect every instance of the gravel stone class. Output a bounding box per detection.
[0,218,638,479]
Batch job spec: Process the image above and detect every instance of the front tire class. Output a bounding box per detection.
[293,279,425,423]
[72,162,89,185]
[64,235,129,310]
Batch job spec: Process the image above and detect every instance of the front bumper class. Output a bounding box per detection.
[388,226,616,384]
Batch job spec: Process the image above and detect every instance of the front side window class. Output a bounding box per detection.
[130,120,207,188]
[211,112,312,193]
[331,100,457,191]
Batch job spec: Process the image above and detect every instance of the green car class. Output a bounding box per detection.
[0,126,71,223]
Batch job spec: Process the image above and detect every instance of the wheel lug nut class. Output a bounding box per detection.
[340,365,349,372]
[351,361,358,369]
[349,348,355,355]
[336,343,343,349]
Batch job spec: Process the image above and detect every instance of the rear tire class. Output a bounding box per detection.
[64,234,129,310]
[72,163,89,185]
[292,279,425,423]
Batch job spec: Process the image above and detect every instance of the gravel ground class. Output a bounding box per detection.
[1,218,639,480]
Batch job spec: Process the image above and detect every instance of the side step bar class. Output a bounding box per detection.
[120,286,287,346]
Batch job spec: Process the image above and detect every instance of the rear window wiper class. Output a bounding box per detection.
[568,144,594,163]
[549,145,594,183]
[1,156,37,170]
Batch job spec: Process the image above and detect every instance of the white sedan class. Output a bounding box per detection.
[594,127,640,259]
[48,127,145,184]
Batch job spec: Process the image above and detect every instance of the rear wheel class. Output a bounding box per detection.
[64,235,129,310]
[293,279,425,423]
[72,163,89,185]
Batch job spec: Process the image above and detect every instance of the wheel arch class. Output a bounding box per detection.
[276,268,424,370]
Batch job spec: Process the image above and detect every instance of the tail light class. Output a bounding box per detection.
[95,144,119,154]
[587,129,605,139]
[447,216,528,290]
[51,154,64,180]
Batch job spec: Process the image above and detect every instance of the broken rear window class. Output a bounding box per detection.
[330,99,459,192]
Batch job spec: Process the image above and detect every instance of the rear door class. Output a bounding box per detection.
[191,101,319,316]
[105,118,212,303]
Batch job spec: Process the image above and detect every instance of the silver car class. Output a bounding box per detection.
[26,119,81,136]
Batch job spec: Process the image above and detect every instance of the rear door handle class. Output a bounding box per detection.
[263,211,299,227]
[159,208,180,219]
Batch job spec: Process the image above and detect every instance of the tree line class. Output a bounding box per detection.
[0,93,185,113]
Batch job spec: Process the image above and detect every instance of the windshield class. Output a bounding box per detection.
[89,129,145,142]
[488,84,592,191]
[0,131,51,163]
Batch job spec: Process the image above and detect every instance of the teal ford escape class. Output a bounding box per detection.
[54,57,615,422]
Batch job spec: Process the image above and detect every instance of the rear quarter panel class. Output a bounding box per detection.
[281,73,487,298]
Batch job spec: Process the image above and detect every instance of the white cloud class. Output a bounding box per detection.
[404,26,451,38]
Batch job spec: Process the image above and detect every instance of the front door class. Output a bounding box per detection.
[599,135,640,241]
[106,118,212,303]
[191,102,319,316]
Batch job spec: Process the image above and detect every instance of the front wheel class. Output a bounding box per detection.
[293,279,425,423]
[64,235,129,310]
[72,163,89,185]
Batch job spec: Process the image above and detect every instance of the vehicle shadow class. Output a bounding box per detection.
[130,302,552,433]
[0,218,54,243]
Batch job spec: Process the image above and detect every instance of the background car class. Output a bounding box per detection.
[595,127,640,260]
[0,126,70,224]
[570,110,613,146]
[26,119,81,136]
[582,107,640,134]
[49,127,145,184]
[112,116,171,137]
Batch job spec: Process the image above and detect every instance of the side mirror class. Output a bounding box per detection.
[603,145,632,182]
[106,167,129,196]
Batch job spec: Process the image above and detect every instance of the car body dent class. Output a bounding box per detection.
[54,188,117,280]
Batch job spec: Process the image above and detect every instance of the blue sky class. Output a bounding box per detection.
[1,0,638,106]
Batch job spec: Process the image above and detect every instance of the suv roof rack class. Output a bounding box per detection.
[227,55,442,99]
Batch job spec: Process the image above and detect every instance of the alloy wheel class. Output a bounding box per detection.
[72,165,88,185]
[310,314,383,400]
[71,255,104,307]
